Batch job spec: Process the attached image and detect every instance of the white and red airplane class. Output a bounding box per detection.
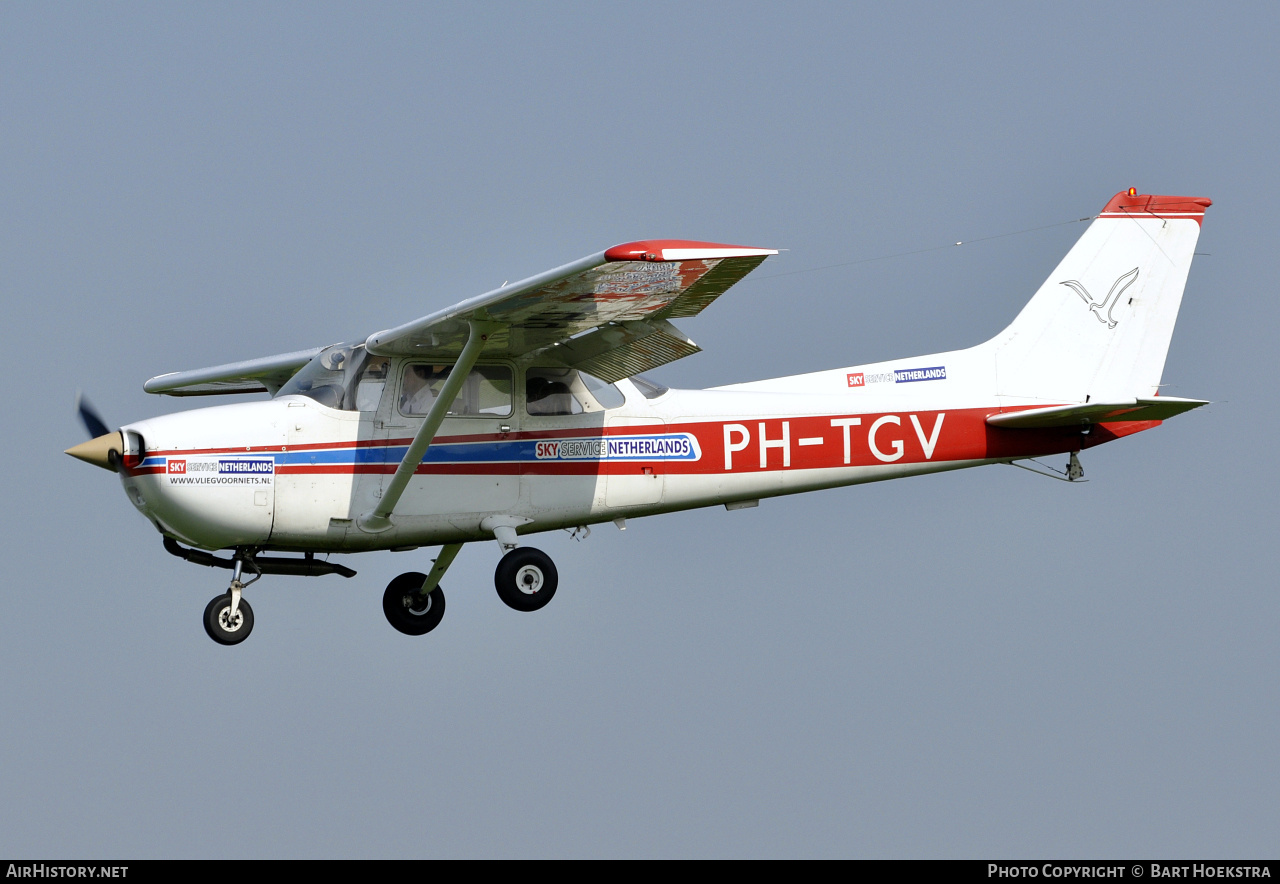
[67,189,1211,644]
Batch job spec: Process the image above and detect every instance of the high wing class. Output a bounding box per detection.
[364,240,777,382]
[144,240,776,396]
[144,348,322,396]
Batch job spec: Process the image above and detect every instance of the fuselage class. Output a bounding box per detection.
[116,349,1135,554]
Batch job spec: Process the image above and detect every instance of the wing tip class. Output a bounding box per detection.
[605,240,777,262]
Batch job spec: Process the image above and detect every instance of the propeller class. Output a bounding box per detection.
[66,391,122,471]
[76,391,111,440]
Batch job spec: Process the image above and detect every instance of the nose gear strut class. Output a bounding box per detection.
[226,551,261,619]
[202,549,264,645]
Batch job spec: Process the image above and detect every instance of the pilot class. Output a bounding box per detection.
[401,364,449,415]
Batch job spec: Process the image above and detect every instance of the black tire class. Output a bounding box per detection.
[203,593,254,645]
[494,547,558,612]
[382,572,446,635]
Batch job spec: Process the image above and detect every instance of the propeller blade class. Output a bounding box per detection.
[76,391,111,440]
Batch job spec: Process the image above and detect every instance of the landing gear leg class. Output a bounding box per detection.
[203,552,259,645]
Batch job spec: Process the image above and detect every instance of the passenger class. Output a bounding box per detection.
[542,382,574,415]
[526,371,578,415]
[526,375,553,414]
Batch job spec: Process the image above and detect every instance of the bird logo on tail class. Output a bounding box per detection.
[1060,267,1140,329]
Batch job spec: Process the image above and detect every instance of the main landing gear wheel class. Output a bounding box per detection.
[383,572,446,635]
[495,547,558,612]
[203,593,254,645]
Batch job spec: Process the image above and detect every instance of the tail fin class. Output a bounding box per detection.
[990,190,1211,405]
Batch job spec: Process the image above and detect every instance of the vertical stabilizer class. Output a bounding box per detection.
[990,191,1210,405]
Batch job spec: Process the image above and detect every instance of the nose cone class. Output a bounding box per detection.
[65,432,122,471]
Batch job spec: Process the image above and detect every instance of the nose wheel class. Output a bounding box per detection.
[382,571,447,635]
[495,547,558,612]
[204,593,255,644]
[203,552,259,645]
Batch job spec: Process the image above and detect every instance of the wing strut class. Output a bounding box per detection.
[358,320,497,533]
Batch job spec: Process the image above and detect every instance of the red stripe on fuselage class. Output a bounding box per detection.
[141,406,1147,477]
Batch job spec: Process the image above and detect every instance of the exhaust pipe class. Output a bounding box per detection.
[163,537,357,578]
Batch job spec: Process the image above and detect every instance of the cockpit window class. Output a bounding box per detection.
[276,343,388,412]
[526,367,624,415]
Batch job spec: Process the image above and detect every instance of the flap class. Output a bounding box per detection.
[548,319,701,383]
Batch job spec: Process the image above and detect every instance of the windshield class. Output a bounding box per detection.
[277,343,389,411]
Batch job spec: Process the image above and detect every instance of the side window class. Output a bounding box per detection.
[526,367,623,416]
[399,364,512,417]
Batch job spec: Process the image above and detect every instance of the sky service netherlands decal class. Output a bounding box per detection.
[167,457,275,485]
[849,365,947,387]
[534,434,701,462]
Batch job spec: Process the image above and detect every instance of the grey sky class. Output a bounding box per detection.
[2,2,1276,858]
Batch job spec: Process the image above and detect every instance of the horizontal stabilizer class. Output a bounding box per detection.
[986,396,1208,428]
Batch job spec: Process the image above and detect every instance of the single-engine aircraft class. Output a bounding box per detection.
[67,189,1211,644]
